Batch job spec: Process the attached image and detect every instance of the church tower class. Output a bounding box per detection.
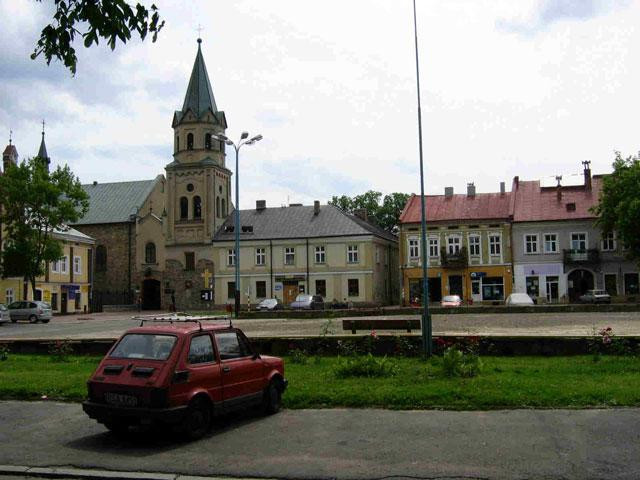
[36,123,51,171]
[165,38,232,247]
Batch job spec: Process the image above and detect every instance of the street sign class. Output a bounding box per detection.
[200,290,213,301]
[470,272,486,278]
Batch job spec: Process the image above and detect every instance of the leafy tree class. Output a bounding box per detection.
[329,190,410,232]
[593,151,640,262]
[0,157,89,298]
[32,0,164,74]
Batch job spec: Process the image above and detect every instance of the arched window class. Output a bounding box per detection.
[187,133,194,150]
[175,135,179,153]
[193,196,202,219]
[221,199,226,217]
[216,197,220,217]
[145,242,156,264]
[180,196,188,220]
[96,245,107,272]
[205,133,212,150]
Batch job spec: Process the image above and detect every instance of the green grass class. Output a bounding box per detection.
[2,354,640,409]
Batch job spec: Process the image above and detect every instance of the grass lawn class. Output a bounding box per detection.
[1,354,639,409]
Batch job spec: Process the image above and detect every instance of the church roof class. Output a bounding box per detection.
[212,204,397,243]
[37,134,48,160]
[181,40,217,117]
[74,177,161,225]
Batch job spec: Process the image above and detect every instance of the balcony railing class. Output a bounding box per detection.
[440,246,468,269]
[563,248,600,265]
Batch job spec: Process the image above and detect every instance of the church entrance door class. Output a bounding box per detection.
[142,279,161,310]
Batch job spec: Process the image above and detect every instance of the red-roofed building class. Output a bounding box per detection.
[398,182,514,305]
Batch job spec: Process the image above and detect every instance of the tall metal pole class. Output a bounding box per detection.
[234,145,240,318]
[413,0,432,357]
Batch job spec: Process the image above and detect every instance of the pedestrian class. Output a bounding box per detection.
[137,295,142,312]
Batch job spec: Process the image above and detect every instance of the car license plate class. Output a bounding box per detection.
[104,392,137,407]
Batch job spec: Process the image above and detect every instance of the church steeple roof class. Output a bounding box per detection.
[37,120,51,169]
[181,39,217,117]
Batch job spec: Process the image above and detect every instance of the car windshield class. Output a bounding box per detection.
[0,305,6,311]
[295,294,311,302]
[442,296,460,302]
[110,334,177,360]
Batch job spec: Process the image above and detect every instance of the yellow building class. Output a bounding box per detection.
[399,185,513,305]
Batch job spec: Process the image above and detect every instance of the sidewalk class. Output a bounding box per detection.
[0,401,638,479]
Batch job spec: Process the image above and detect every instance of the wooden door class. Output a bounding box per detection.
[284,284,298,305]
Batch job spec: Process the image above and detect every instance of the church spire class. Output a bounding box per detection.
[181,38,217,118]
[37,120,51,169]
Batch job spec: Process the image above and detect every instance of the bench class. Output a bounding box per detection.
[342,318,421,334]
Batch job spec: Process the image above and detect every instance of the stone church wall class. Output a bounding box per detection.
[164,258,215,311]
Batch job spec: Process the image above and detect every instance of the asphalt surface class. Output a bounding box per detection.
[1,401,639,479]
[1,310,639,340]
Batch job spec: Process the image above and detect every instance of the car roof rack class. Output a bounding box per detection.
[133,313,233,330]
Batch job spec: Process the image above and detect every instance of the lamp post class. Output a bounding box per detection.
[213,132,263,318]
[412,0,432,357]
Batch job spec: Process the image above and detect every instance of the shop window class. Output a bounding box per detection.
[315,279,326,297]
[624,273,639,295]
[526,276,539,299]
[482,277,504,301]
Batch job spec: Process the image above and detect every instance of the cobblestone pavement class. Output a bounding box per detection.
[0,310,638,339]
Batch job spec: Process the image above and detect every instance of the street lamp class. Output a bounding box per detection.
[213,131,263,318]
[412,0,432,357]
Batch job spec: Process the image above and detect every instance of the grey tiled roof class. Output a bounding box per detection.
[212,204,397,242]
[74,178,159,225]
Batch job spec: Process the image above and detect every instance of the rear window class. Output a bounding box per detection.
[110,334,177,360]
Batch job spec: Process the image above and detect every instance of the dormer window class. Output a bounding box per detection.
[187,133,194,150]
[205,133,212,150]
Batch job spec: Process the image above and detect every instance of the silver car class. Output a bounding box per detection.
[290,294,325,310]
[579,289,612,304]
[7,301,53,323]
[0,304,9,325]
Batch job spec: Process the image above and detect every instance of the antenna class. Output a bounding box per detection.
[555,175,562,187]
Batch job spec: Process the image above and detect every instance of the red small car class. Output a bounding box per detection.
[82,320,287,439]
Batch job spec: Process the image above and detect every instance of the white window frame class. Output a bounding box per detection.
[428,236,439,258]
[60,256,68,274]
[543,233,558,254]
[51,260,59,273]
[489,233,502,256]
[468,233,481,257]
[524,234,539,255]
[314,245,326,264]
[73,256,82,274]
[255,247,266,266]
[5,289,14,305]
[285,247,296,265]
[408,237,420,260]
[227,248,236,266]
[447,235,461,254]
[347,245,359,263]
[601,232,616,252]
[570,232,588,251]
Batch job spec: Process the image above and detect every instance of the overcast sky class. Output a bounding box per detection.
[1,0,638,208]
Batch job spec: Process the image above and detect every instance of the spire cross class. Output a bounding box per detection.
[9,129,12,145]
[41,119,45,136]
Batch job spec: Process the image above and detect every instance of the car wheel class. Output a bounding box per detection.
[183,397,211,440]
[104,420,130,436]
[28,315,38,324]
[263,380,282,415]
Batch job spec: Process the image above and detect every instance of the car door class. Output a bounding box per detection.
[10,302,25,320]
[172,333,222,407]
[214,330,265,409]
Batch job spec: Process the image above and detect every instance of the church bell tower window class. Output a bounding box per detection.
[193,196,202,219]
[205,133,212,150]
[187,133,194,150]
[180,197,188,220]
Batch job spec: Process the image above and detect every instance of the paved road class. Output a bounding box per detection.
[0,310,639,340]
[0,401,639,479]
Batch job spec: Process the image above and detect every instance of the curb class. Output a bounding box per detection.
[0,465,274,480]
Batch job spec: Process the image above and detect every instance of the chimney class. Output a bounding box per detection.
[466,182,476,197]
[555,175,563,202]
[256,200,266,211]
[353,208,368,222]
[444,187,454,197]
[500,182,505,195]
[313,200,320,215]
[582,160,592,191]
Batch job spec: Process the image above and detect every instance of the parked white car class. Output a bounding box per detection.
[256,298,283,311]
[505,293,534,306]
[0,304,9,325]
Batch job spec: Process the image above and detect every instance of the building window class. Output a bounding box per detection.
[51,292,58,310]
[315,279,326,297]
[602,232,616,251]
[256,281,267,299]
[75,293,81,310]
[187,133,194,150]
[315,246,326,264]
[348,278,359,297]
[216,197,220,217]
[60,256,68,274]
[205,133,212,150]
[285,247,295,265]
[571,233,587,251]
[255,248,266,266]
[624,273,639,295]
[145,242,156,264]
[525,234,539,254]
[544,233,558,253]
[185,252,195,271]
[347,245,359,263]
[193,196,202,219]
[428,237,439,258]
[447,236,461,254]
[180,196,188,220]
[51,260,59,273]
[95,245,107,272]
[5,289,13,305]
[73,256,82,274]
[408,238,420,260]
[227,249,236,266]
[489,234,501,256]
[227,282,236,299]
[526,276,539,298]
[468,235,480,256]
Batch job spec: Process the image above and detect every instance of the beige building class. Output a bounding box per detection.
[211,201,399,306]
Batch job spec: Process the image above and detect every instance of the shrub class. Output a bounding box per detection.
[333,353,398,378]
[48,340,73,362]
[442,347,482,378]
[394,336,418,357]
[0,344,9,361]
[289,348,309,365]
